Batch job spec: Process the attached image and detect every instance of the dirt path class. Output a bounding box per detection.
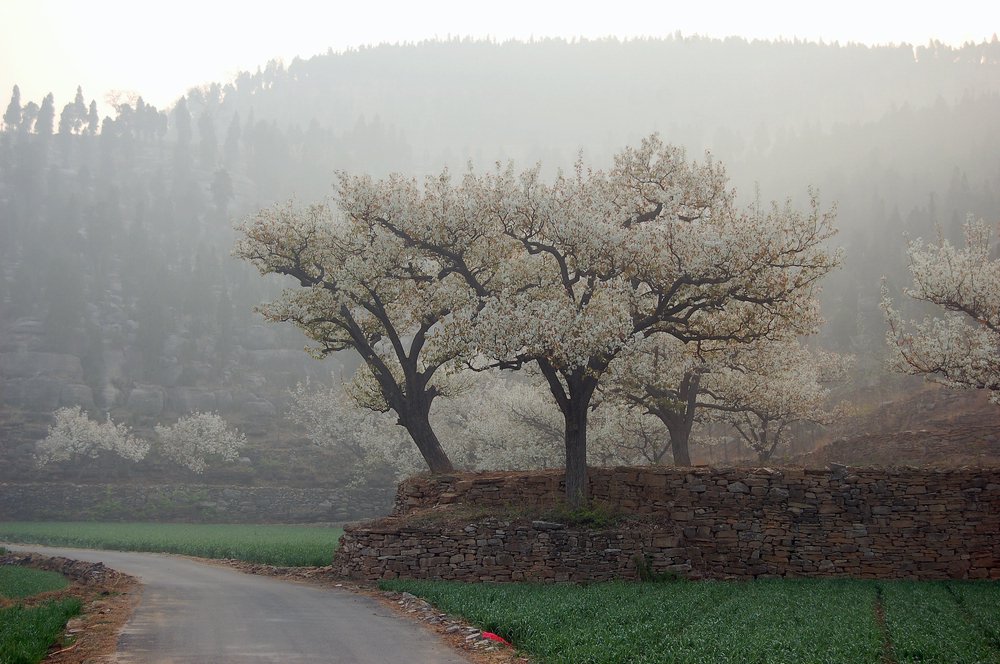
[4,544,470,664]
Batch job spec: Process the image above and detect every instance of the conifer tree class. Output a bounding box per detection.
[3,85,21,131]
[36,93,55,136]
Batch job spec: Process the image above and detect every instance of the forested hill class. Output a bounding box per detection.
[1,36,998,484]
[213,36,1000,172]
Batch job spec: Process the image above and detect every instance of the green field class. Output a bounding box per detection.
[383,578,1000,664]
[0,522,343,567]
[0,567,70,600]
[0,566,80,664]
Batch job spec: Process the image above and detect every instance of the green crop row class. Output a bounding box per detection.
[0,522,343,567]
[0,567,70,600]
[0,569,78,664]
[0,599,81,664]
[383,578,1000,664]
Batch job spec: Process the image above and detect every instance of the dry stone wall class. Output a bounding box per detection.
[0,482,393,523]
[336,466,1000,581]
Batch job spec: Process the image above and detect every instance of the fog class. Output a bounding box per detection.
[1,34,999,488]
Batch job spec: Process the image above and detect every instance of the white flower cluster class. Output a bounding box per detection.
[701,339,852,460]
[36,408,246,474]
[882,218,1000,403]
[35,406,150,465]
[155,412,247,474]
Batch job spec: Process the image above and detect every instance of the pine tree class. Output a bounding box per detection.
[223,111,241,165]
[198,111,217,167]
[86,101,99,135]
[3,85,21,131]
[36,93,55,135]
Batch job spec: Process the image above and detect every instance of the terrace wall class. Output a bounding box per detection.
[335,467,1000,581]
[0,482,393,523]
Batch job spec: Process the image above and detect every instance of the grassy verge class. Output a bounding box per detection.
[1,566,80,664]
[0,522,343,567]
[0,567,70,599]
[383,578,1000,664]
[0,599,81,664]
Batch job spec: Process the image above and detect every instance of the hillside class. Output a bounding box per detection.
[785,386,1000,468]
[2,37,1000,485]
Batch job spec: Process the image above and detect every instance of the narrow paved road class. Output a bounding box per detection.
[4,544,469,664]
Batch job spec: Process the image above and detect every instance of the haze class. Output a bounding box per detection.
[2,0,997,118]
[1,0,1000,508]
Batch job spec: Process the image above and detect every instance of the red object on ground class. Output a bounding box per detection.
[481,632,512,646]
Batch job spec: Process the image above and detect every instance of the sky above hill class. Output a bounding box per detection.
[1,0,997,118]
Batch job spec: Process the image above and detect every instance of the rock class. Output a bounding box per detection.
[531,520,566,530]
[101,349,128,383]
[0,319,45,352]
[168,387,218,413]
[0,352,84,381]
[126,385,165,417]
[214,390,234,412]
[99,384,123,408]
[59,384,95,410]
[3,377,64,411]
[243,399,277,418]
[828,462,850,479]
[727,481,750,494]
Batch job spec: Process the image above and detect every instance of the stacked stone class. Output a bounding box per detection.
[339,466,1000,582]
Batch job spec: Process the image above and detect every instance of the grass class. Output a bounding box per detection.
[0,522,343,567]
[383,578,1000,664]
[0,567,70,600]
[0,599,81,664]
[0,567,79,664]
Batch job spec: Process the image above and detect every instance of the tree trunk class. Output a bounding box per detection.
[563,398,590,509]
[669,429,693,466]
[400,404,454,473]
[537,362,597,508]
[652,371,700,467]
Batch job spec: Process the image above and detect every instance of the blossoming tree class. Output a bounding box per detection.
[35,406,149,466]
[155,412,247,473]
[36,408,245,473]
[699,339,851,461]
[235,200,480,472]
[604,335,709,466]
[882,219,1000,403]
[344,134,839,505]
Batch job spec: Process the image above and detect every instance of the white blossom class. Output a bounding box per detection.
[35,406,150,466]
[700,339,852,461]
[882,218,1000,403]
[154,412,247,474]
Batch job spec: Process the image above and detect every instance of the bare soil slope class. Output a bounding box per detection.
[786,385,1000,468]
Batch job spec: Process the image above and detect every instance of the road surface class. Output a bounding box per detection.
[4,544,470,664]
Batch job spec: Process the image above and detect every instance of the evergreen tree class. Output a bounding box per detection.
[36,93,55,136]
[173,96,192,144]
[86,101,99,135]
[197,111,217,168]
[223,111,241,165]
[19,101,38,134]
[3,85,21,131]
[172,97,192,175]
[210,167,233,215]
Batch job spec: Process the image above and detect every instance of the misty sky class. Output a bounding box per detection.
[1,0,997,118]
